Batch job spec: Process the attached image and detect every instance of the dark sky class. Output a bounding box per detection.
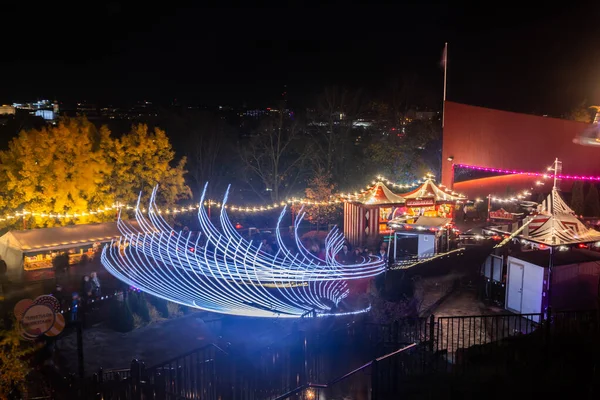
[2,2,599,114]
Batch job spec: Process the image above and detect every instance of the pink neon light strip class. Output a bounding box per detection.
[454,163,600,182]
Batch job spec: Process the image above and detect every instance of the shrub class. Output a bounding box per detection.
[181,305,194,315]
[127,292,140,314]
[0,323,36,398]
[147,302,163,323]
[127,292,151,323]
[167,302,182,318]
[148,296,169,318]
[136,295,151,322]
[108,300,135,333]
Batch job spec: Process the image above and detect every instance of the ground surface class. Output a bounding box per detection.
[57,312,217,374]
[56,311,299,375]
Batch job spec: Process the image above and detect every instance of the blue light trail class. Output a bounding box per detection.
[101,184,386,317]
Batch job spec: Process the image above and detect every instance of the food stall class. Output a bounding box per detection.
[343,182,406,246]
[386,178,466,261]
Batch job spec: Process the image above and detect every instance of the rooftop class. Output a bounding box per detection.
[510,248,600,267]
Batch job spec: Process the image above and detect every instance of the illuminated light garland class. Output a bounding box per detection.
[455,163,600,182]
[101,184,386,318]
[473,190,532,204]
[0,176,433,222]
[340,174,458,201]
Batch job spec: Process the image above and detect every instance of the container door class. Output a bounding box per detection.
[507,261,524,313]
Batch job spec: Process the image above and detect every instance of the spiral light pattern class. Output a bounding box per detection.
[101,184,385,317]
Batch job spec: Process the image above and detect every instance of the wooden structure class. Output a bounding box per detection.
[343,182,405,246]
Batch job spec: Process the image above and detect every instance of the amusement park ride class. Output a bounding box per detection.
[101,184,386,318]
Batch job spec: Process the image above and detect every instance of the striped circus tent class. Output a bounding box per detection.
[343,182,405,246]
[523,188,600,246]
[401,178,465,202]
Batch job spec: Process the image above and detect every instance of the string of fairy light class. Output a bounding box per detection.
[2,163,572,223]
[473,189,533,204]
[0,175,426,222]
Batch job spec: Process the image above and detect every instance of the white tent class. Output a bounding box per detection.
[352,182,406,205]
[0,222,135,280]
[522,188,600,245]
[401,178,465,202]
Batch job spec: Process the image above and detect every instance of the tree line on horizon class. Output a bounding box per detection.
[0,85,444,229]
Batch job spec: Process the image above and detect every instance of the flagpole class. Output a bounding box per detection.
[442,42,448,128]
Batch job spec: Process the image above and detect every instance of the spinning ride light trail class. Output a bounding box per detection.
[101,184,386,318]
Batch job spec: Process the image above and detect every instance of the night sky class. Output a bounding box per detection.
[3,2,599,114]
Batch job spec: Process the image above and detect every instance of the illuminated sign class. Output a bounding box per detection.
[489,208,513,220]
[406,198,435,207]
[14,295,65,340]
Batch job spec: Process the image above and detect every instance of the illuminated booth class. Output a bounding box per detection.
[400,177,465,220]
[343,182,406,247]
[0,222,136,281]
[387,178,465,261]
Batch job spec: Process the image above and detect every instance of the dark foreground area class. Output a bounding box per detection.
[33,308,599,399]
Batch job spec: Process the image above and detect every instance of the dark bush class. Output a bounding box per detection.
[149,296,169,318]
[181,306,193,315]
[136,295,151,322]
[127,292,151,323]
[127,292,140,314]
[108,300,135,332]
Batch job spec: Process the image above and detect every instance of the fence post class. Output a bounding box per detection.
[429,314,435,352]
[131,359,142,400]
[545,307,552,343]
[155,372,166,400]
[371,360,379,400]
[97,367,104,400]
[290,329,307,399]
[76,320,85,380]
[91,372,98,400]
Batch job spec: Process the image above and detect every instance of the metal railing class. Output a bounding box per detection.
[68,309,599,399]
[271,343,418,400]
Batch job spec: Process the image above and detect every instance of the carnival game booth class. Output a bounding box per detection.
[504,188,600,318]
[0,222,134,281]
[387,216,453,262]
[400,177,466,221]
[384,178,465,262]
[343,181,406,247]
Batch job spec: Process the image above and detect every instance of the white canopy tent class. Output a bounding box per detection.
[522,188,600,246]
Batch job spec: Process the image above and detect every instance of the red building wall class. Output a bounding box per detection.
[442,102,600,194]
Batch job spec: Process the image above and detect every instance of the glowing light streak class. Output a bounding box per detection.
[455,163,600,182]
[101,184,385,318]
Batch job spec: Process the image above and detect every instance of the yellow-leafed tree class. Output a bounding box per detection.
[104,124,191,207]
[0,324,36,398]
[0,119,190,228]
[0,118,113,227]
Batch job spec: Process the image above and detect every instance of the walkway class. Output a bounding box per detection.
[57,313,217,375]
